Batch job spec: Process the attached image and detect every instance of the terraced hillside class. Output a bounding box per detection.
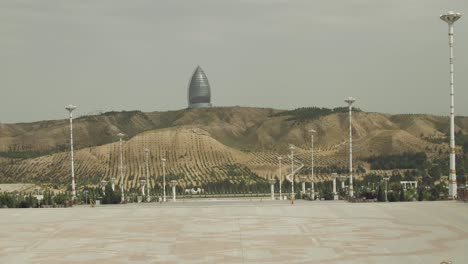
[0,107,467,187]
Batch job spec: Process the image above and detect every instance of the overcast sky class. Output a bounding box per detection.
[1,0,467,123]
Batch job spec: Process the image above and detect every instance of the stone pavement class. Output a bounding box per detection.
[0,200,467,263]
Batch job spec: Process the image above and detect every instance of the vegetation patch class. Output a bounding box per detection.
[365,152,428,170]
[271,106,362,122]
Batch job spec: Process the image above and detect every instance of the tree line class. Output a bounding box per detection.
[271,106,362,122]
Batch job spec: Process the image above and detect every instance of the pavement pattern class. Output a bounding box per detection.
[0,200,467,264]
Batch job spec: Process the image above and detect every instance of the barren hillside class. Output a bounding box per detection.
[0,107,467,186]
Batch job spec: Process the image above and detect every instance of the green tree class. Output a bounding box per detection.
[103,184,121,204]
[399,185,405,201]
[417,187,424,201]
[377,185,385,202]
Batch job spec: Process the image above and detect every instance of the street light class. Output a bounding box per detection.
[161,158,167,202]
[344,97,356,197]
[117,133,125,203]
[289,145,295,198]
[440,11,462,199]
[144,149,150,202]
[309,129,316,200]
[278,156,283,200]
[65,104,77,202]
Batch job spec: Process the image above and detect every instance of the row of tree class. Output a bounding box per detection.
[271,106,362,122]
[0,190,69,208]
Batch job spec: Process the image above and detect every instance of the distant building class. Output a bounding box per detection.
[188,66,212,108]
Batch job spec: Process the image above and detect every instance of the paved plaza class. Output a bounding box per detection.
[0,200,467,264]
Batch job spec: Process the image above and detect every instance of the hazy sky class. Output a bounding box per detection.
[1,0,467,123]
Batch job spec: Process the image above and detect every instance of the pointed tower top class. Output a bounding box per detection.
[188,65,212,108]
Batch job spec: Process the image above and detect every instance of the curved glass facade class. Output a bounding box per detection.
[188,66,212,108]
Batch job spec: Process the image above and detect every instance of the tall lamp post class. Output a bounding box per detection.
[162,158,167,202]
[65,104,77,201]
[289,145,295,197]
[144,149,150,202]
[117,133,125,203]
[309,129,316,200]
[278,156,283,200]
[440,11,462,199]
[344,97,356,197]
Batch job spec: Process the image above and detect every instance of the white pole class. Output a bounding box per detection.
[309,129,316,200]
[448,21,457,199]
[345,97,356,197]
[118,133,125,203]
[440,11,462,199]
[162,158,167,202]
[271,184,274,200]
[290,146,294,197]
[332,173,338,200]
[349,102,353,197]
[65,105,77,202]
[278,157,282,200]
[269,179,276,200]
[312,132,314,199]
[145,149,150,202]
[385,178,388,202]
[169,180,178,202]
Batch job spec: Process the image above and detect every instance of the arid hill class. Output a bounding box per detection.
[0,107,466,188]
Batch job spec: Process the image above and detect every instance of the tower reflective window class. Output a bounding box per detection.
[188,66,212,108]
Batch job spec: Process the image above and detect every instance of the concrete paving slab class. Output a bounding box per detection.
[0,200,467,263]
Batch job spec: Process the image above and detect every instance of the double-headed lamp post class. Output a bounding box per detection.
[344,97,356,198]
[289,145,295,197]
[440,11,462,199]
[162,158,167,202]
[278,156,283,200]
[309,129,316,200]
[65,104,77,201]
[144,148,150,202]
[117,133,125,203]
